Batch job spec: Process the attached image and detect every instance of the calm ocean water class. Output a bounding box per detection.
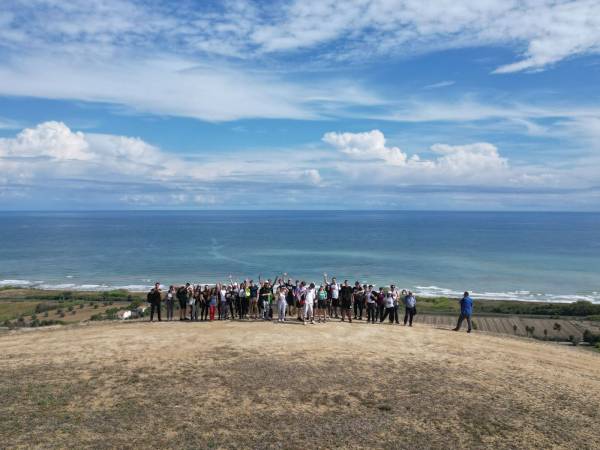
[0,211,599,303]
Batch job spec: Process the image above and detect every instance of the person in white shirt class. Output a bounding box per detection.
[324,273,340,318]
[219,284,228,320]
[390,284,400,324]
[380,292,395,323]
[277,286,288,322]
[303,282,316,324]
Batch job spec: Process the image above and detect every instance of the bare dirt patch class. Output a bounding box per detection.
[1,320,599,449]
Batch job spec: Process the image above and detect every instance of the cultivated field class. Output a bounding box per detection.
[414,314,596,340]
[2,320,600,449]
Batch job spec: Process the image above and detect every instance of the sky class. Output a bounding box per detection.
[0,0,599,210]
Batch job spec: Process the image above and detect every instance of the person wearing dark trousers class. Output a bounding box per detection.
[353,282,364,320]
[147,282,162,322]
[390,285,400,324]
[403,291,416,326]
[165,285,175,321]
[376,287,385,321]
[380,292,395,323]
[365,285,376,323]
[453,291,473,333]
[199,287,208,321]
[339,280,353,322]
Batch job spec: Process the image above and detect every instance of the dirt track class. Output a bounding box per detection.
[2,320,600,449]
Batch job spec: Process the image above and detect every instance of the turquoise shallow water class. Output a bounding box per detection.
[0,211,599,303]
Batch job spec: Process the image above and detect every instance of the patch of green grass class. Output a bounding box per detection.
[0,301,39,322]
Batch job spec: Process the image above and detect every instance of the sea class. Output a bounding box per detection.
[0,211,599,303]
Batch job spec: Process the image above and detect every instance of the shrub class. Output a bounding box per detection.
[569,335,580,346]
[35,303,59,314]
[30,319,40,327]
[553,322,562,333]
[39,319,65,326]
[471,320,478,330]
[583,329,600,345]
[55,309,64,316]
[79,303,84,309]
[90,313,103,321]
[512,324,518,334]
[94,304,99,309]
[43,312,49,318]
[105,308,119,320]
[67,305,74,312]
[31,313,37,321]
[71,310,76,315]
[543,329,548,340]
[3,319,11,327]
[59,312,65,318]
[89,302,94,307]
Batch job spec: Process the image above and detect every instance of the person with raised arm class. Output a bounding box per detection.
[147,282,162,322]
[453,291,474,333]
[285,276,295,318]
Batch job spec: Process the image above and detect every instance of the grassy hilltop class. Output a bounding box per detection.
[1,320,600,449]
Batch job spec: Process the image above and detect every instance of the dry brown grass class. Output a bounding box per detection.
[1,320,600,449]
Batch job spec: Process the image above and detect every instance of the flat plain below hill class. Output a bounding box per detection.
[2,320,600,449]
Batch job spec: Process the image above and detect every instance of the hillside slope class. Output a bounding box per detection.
[2,320,599,449]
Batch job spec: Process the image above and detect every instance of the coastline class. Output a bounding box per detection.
[1,279,598,304]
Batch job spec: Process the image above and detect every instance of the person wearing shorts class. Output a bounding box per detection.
[176,285,188,320]
[316,285,328,322]
[285,279,295,317]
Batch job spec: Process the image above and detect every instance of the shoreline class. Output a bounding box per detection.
[1,279,598,304]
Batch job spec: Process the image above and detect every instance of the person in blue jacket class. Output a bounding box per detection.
[453,291,473,333]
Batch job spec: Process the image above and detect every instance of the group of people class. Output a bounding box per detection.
[146,273,474,332]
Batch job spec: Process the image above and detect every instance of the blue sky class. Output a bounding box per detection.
[0,0,599,210]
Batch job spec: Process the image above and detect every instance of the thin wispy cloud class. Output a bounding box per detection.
[424,81,455,90]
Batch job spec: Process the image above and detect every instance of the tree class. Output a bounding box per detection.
[553,322,562,333]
